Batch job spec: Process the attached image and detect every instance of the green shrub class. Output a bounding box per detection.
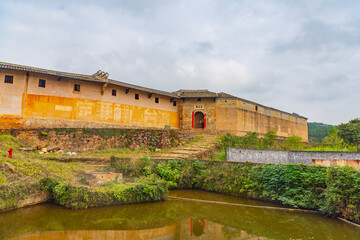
[284,135,305,150]
[262,130,278,149]
[40,176,167,209]
[240,132,260,148]
[110,157,360,223]
[219,133,241,149]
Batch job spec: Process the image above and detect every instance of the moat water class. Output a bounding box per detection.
[1,190,360,240]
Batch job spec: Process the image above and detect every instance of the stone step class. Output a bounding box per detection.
[166,150,199,154]
[152,154,192,158]
[179,148,203,151]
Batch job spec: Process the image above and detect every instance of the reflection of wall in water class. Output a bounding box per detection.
[11,218,267,240]
[179,218,265,240]
[10,225,177,240]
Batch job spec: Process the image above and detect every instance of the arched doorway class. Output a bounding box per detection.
[194,112,204,129]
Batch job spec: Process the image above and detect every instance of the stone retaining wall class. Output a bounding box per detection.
[0,128,181,151]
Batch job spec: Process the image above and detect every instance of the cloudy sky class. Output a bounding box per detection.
[1,0,359,125]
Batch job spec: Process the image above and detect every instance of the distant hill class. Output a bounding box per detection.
[308,122,334,143]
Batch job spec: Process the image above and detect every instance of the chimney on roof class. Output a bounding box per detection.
[94,70,109,95]
[94,70,109,81]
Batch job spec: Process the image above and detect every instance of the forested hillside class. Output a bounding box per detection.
[307,122,334,143]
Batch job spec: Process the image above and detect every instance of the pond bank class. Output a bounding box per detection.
[0,177,168,212]
[110,157,360,225]
[2,155,360,227]
[41,177,168,209]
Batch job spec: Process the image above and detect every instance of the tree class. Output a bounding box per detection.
[283,135,305,150]
[307,122,334,143]
[262,130,278,149]
[219,133,241,149]
[322,129,344,146]
[337,118,360,145]
[240,132,260,149]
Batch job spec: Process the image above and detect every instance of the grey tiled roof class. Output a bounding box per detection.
[0,61,177,98]
[217,92,307,119]
[173,89,218,98]
[0,61,103,83]
[107,79,177,98]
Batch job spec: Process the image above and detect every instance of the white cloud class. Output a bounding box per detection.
[1,0,360,124]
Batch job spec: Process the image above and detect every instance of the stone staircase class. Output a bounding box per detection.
[151,135,219,160]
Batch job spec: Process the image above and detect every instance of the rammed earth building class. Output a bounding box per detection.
[0,62,308,140]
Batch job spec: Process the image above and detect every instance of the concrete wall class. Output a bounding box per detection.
[0,70,179,129]
[227,148,291,164]
[227,148,360,169]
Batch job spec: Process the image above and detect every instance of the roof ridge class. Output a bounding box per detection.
[0,61,95,79]
[0,61,177,98]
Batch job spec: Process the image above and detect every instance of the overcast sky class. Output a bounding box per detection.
[1,0,359,125]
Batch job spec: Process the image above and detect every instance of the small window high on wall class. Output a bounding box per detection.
[155,97,159,103]
[74,83,80,92]
[112,89,117,96]
[4,75,13,84]
[38,79,46,88]
[135,93,139,100]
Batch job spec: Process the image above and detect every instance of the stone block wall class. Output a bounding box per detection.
[0,128,181,151]
[179,98,217,132]
[227,148,291,164]
[227,148,360,169]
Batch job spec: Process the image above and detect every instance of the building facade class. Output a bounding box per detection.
[0,62,308,140]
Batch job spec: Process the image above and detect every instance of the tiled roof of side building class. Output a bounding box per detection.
[0,61,177,98]
[0,61,102,83]
[107,79,177,98]
[173,89,218,98]
[217,92,308,119]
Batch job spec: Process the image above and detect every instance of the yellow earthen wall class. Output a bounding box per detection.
[0,70,26,115]
[0,69,307,139]
[22,94,178,128]
[216,99,308,141]
[26,73,178,112]
[0,70,179,129]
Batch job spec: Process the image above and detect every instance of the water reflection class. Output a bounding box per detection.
[11,219,266,240]
[11,226,177,240]
[1,190,360,240]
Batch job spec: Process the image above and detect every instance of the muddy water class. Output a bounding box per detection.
[1,190,360,240]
